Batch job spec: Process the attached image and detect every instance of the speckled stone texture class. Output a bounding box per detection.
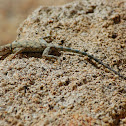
[0,0,126,125]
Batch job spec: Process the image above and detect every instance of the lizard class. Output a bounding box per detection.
[0,37,125,80]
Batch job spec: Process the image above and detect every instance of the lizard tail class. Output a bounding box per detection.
[58,46,126,79]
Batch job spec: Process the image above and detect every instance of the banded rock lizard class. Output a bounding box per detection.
[0,38,125,79]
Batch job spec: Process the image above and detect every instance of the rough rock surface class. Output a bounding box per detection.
[0,0,126,125]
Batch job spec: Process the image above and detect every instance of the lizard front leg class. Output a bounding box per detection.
[0,44,12,59]
[0,48,24,67]
[8,48,24,60]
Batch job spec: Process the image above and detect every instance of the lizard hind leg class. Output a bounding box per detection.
[42,47,58,60]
